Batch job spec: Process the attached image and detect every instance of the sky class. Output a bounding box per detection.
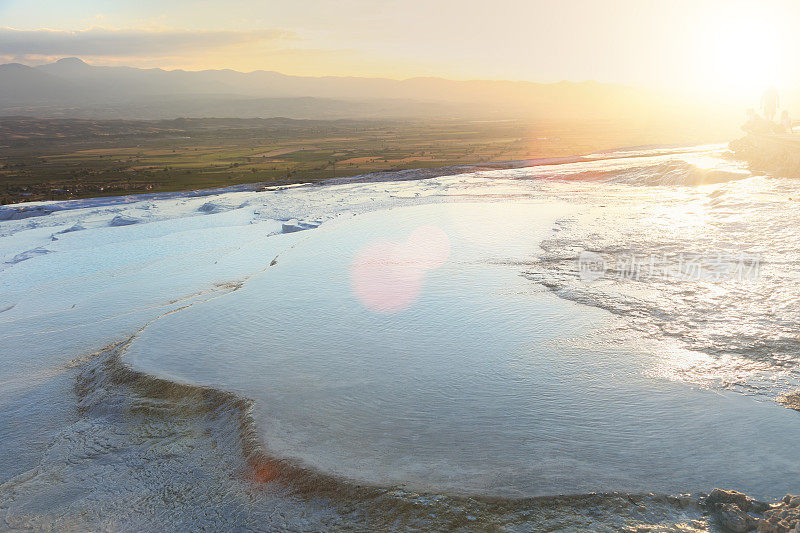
[1,0,799,94]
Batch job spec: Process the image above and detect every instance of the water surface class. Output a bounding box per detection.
[3,144,800,530]
[125,201,800,499]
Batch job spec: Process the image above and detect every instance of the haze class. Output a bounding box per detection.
[2,0,799,97]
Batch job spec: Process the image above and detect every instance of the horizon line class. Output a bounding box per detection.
[0,56,632,87]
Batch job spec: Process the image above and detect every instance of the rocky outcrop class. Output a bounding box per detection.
[758,495,800,533]
[705,489,800,533]
[778,391,800,412]
[707,488,770,513]
[706,489,767,532]
[729,135,800,178]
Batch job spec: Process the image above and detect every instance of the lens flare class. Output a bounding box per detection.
[350,226,450,313]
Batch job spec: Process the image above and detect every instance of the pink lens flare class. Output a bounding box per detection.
[350,225,451,313]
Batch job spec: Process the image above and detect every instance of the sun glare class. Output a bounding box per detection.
[695,9,787,96]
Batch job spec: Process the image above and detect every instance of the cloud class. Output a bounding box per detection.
[0,27,294,58]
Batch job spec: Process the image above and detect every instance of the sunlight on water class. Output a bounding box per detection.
[3,145,800,530]
[124,201,800,500]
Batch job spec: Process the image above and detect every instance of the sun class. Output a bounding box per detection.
[693,7,787,97]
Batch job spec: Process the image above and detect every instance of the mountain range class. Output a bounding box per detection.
[0,57,752,144]
[0,57,662,121]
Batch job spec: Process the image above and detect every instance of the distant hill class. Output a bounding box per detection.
[0,58,743,141]
[0,62,80,102]
[25,57,622,104]
[0,57,656,121]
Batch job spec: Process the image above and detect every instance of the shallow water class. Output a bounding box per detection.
[123,202,800,500]
[2,144,800,530]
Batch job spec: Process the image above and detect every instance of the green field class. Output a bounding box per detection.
[0,116,703,204]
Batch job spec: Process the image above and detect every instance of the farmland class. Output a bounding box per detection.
[0,116,699,204]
